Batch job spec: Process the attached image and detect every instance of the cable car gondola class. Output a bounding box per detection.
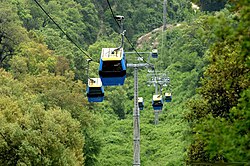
[151,49,158,58]
[138,97,144,110]
[152,95,163,110]
[99,48,126,86]
[165,92,172,102]
[87,78,104,102]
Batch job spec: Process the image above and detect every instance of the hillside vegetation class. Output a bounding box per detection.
[0,0,249,165]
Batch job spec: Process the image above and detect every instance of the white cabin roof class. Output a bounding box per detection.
[153,95,162,101]
[88,78,102,87]
[138,97,143,103]
[165,92,172,97]
[101,48,123,61]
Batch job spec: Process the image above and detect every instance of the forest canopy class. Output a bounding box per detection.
[0,0,249,165]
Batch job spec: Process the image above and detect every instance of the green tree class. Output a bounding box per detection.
[0,69,84,165]
[6,37,103,165]
[186,0,250,163]
[0,1,28,67]
[192,0,228,11]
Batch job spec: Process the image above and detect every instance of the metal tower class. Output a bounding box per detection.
[127,63,153,166]
[147,72,170,124]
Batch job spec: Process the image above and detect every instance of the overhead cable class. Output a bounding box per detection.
[106,0,157,81]
[106,0,154,67]
[33,0,93,61]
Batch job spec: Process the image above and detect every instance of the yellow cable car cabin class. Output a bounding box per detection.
[138,97,144,110]
[152,95,163,110]
[87,78,104,102]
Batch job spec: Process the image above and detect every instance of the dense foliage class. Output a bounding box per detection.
[0,0,249,165]
[191,0,228,11]
[186,0,250,163]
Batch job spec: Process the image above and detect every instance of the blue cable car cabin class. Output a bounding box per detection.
[165,92,172,102]
[87,78,104,102]
[151,49,158,58]
[138,97,144,110]
[152,95,163,110]
[99,48,126,86]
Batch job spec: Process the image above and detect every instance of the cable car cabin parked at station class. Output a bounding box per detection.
[87,78,104,102]
[165,92,172,102]
[152,95,163,110]
[138,97,144,110]
[99,48,126,86]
